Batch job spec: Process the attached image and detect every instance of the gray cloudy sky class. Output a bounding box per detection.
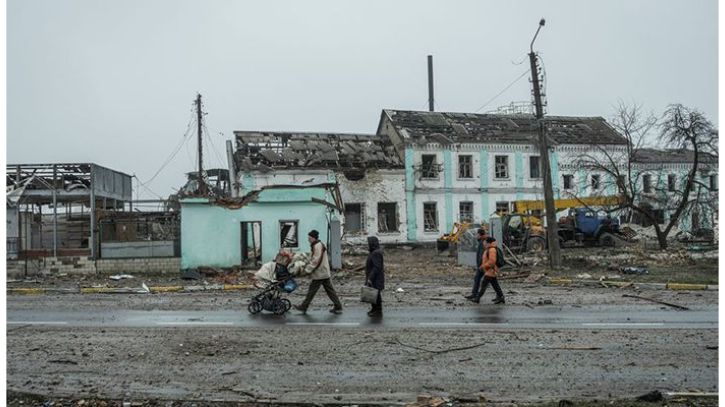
[7,0,718,199]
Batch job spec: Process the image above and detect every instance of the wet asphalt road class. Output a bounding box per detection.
[8,304,717,330]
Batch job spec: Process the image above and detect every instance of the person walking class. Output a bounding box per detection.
[365,236,385,317]
[465,228,487,301]
[473,236,505,304]
[294,230,343,314]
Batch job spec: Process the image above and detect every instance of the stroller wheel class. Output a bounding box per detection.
[280,298,291,312]
[272,299,287,315]
[247,301,263,315]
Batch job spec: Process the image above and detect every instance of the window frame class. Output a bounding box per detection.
[458,155,473,179]
[279,220,300,249]
[529,155,541,179]
[494,155,509,179]
[423,202,439,232]
[421,154,440,179]
[459,201,474,223]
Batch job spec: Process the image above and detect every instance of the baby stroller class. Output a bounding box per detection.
[248,257,298,315]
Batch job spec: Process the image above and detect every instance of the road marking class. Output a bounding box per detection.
[286,322,360,326]
[418,322,511,327]
[582,323,665,327]
[155,321,234,326]
[8,321,68,325]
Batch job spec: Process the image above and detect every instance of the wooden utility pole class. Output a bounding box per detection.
[195,93,206,195]
[529,18,561,269]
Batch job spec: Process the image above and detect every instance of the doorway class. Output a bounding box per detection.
[241,221,262,268]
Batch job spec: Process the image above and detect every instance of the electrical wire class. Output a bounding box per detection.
[474,68,531,113]
[140,110,196,186]
[203,123,227,169]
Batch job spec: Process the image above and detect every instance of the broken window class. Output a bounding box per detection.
[494,156,509,179]
[591,174,600,190]
[668,174,676,192]
[421,155,439,179]
[643,174,652,193]
[344,203,365,233]
[563,174,573,190]
[377,202,398,233]
[458,155,473,178]
[423,202,438,232]
[529,156,541,179]
[710,175,718,191]
[496,201,509,215]
[459,201,473,223]
[279,220,299,248]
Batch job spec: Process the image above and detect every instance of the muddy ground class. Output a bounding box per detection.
[6,246,719,406]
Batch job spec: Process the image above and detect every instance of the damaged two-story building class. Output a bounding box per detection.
[231,109,632,244]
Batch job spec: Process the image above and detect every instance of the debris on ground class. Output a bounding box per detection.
[636,390,664,402]
[396,287,405,293]
[408,395,451,407]
[621,266,648,275]
[623,294,689,310]
[109,274,134,281]
[576,273,592,279]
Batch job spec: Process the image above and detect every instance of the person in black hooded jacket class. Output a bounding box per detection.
[365,236,385,317]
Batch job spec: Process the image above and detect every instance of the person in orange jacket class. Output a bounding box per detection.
[473,236,505,304]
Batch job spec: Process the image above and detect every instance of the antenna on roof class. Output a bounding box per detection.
[427,55,435,112]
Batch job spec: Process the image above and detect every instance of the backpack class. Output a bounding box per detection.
[495,247,505,268]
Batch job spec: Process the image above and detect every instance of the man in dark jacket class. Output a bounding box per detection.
[365,236,385,317]
[465,228,487,301]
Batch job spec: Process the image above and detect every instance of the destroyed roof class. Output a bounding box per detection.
[632,148,718,164]
[381,109,628,145]
[233,131,403,170]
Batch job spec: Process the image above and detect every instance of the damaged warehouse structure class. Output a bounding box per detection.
[6,163,183,277]
[6,163,132,260]
[231,109,717,244]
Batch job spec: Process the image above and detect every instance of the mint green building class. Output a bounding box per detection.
[180,184,342,269]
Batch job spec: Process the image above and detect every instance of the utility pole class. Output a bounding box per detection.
[195,93,206,196]
[529,18,561,269]
[427,55,435,112]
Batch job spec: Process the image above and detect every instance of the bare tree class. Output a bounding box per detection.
[570,102,717,250]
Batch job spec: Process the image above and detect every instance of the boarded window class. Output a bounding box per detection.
[563,174,574,190]
[280,220,299,248]
[494,156,508,179]
[668,174,676,192]
[496,201,509,215]
[529,156,541,179]
[344,203,365,233]
[591,174,600,190]
[459,201,473,223]
[421,155,439,178]
[423,202,438,232]
[458,155,473,178]
[643,174,652,193]
[377,202,398,233]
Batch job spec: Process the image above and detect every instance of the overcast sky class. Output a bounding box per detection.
[7,0,718,199]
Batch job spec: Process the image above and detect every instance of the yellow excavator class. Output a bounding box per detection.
[504,195,624,252]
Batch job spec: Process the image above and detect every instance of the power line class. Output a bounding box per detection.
[474,68,531,113]
[203,123,227,169]
[140,109,196,186]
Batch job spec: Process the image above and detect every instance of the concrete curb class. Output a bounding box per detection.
[8,283,253,296]
[545,278,717,291]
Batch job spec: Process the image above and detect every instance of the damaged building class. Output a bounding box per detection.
[232,131,406,245]
[229,109,718,244]
[180,183,344,269]
[6,163,132,260]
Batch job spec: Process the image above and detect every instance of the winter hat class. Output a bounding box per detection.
[308,230,320,239]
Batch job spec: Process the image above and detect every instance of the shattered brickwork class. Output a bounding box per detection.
[233,131,403,170]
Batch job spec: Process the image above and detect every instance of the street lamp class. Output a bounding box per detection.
[528,18,561,269]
